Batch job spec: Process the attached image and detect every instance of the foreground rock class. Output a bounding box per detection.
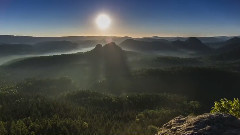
[158,113,240,135]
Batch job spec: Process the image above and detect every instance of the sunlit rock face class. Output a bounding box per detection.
[158,113,240,135]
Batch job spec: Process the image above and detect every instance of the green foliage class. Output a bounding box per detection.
[154,56,201,66]
[62,90,200,113]
[16,77,76,96]
[0,85,201,135]
[211,98,240,118]
[1,117,89,135]
[0,121,7,135]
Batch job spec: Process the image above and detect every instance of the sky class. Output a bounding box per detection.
[0,0,240,37]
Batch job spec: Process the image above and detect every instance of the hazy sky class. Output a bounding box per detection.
[0,0,240,37]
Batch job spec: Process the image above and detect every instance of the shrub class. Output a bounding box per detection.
[211,98,240,118]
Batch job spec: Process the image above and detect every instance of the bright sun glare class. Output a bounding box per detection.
[96,14,111,30]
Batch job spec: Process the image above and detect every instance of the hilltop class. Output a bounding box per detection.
[120,37,213,56]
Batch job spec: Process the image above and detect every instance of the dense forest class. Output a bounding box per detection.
[0,37,240,134]
[0,80,201,135]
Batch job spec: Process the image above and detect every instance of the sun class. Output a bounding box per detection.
[96,14,111,30]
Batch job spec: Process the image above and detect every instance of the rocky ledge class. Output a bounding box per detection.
[158,113,240,135]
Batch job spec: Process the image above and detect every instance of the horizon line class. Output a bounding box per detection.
[0,34,239,38]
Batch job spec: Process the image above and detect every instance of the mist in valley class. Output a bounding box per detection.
[1,36,240,135]
[1,0,240,134]
[0,46,95,65]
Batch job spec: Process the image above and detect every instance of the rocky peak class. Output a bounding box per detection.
[95,44,103,49]
[158,113,240,135]
[103,42,122,51]
[89,42,124,57]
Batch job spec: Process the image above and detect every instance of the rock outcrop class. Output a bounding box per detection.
[158,113,240,135]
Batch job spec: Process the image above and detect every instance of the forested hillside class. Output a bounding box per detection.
[0,41,240,135]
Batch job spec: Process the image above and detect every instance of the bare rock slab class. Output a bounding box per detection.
[158,113,240,135]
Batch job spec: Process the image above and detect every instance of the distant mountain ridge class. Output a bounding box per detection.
[136,36,235,43]
[4,42,127,68]
[1,36,240,60]
[217,37,240,52]
[2,42,130,85]
[34,41,79,53]
[0,44,33,56]
[120,37,213,55]
[172,37,212,52]
[1,35,237,44]
[0,40,81,56]
[0,35,130,44]
[119,39,177,52]
[210,37,240,60]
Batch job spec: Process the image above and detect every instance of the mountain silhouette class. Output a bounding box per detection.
[0,41,80,56]
[172,37,212,53]
[34,41,79,53]
[217,37,240,53]
[120,37,212,54]
[88,42,130,78]
[0,43,33,56]
[134,37,170,43]
[225,37,240,44]
[119,39,177,52]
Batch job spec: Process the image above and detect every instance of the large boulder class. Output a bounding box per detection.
[158,113,240,135]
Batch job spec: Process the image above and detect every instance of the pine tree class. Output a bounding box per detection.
[0,121,7,135]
